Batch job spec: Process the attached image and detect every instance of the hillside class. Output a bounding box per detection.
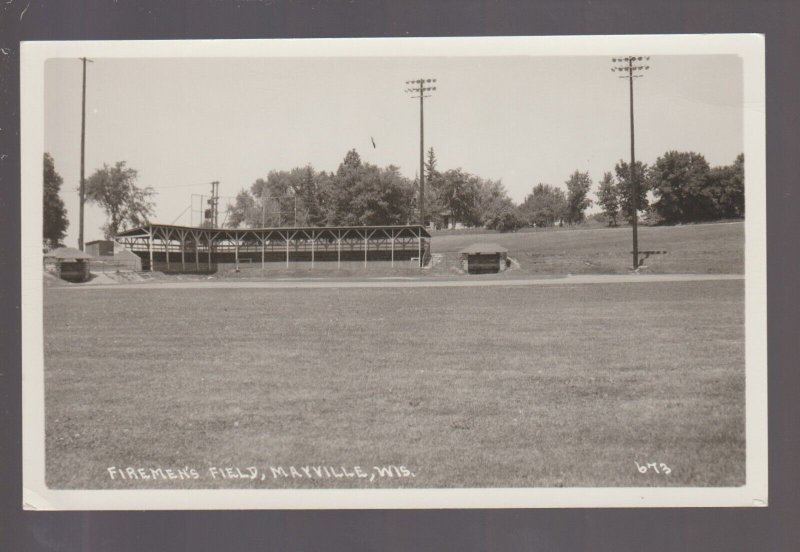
[431,221,744,274]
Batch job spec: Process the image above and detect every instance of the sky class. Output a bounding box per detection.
[44,55,743,246]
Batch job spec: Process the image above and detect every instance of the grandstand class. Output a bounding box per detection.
[114,224,432,273]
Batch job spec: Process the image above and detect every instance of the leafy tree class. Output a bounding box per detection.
[477,179,520,231]
[226,189,257,228]
[648,151,713,223]
[337,148,362,175]
[228,151,416,228]
[596,171,620,227]
[564,170,593,224]
[518,183,567,227]
[425,147,439,182]
[346,164,415,225]
[438,169,482,228]
[43,153,69,248]
[706,153,744,219]
[421,148,446,227]
[313,170,335,224]
[614,160,649,224]
[328,149,366,224]
[228,168,317,228]
[300,165,325,225]
[85,161,154,239]
[325,150,416,225]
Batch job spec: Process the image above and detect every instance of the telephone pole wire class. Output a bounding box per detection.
[78,57,93,251]
[405,78,436,226]
[611,56,650,270]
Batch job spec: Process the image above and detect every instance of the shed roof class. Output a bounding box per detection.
[459,242,509,255]
[44,247,94,260]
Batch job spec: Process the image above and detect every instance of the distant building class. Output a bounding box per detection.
[434,212,466,231]
[85,240,114,257]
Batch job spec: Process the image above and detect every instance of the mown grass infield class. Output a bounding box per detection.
[45,278,744,489]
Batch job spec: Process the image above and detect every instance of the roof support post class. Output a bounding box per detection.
[418,227,422,268]
[180,229,186,271]
[261,235,265,271]
[364,230,368,268]
[148,226,154,272]
[234,232,239,271]
[285,231,290,268]
[194,231,199,272]
[391,229,395,267]
[208,232,212,271]
[337,231,341,269]
[164,228,171,271]
[311,230,315,269]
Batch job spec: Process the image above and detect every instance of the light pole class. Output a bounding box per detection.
[78,57,93,251]
[405,78,436,227]
[612,56,649,270]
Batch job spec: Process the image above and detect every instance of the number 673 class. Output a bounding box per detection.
[635,461,672,475]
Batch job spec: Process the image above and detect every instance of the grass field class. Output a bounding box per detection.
[44,279,745,489]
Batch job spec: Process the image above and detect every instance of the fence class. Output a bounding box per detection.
[88,258,142,274]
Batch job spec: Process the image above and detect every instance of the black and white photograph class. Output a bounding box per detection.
[21,35,767,509]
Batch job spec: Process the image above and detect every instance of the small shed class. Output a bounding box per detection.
[44,247,93,283]
[460,243,509,274]
[85,239,115,257]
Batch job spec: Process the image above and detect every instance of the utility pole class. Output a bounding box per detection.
[212,181,219,227]
[405,78,436,227]
[78,57,93,251]
[206,181,220,226]
[612,56,649,270]
[214,181,220,227]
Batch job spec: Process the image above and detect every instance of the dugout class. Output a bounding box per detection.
[460,243,509,274]
[43,247,93,283]
[115,223,432,273]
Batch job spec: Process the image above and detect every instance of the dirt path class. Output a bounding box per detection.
[58,273,744,291]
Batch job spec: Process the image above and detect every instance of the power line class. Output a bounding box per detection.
[150,182,221,190]
[405,78,437,227]
[611,56,650,271]
[169,204,192,225]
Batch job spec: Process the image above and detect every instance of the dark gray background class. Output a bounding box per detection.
[1,1,798,551]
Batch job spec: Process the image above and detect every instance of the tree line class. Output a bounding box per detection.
[42,148,744,248]
[595,152,744,227]
[226,147,744,232]
[43,153,154,247]
[225,148,523,231]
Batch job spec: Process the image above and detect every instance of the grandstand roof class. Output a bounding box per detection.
[116,223,431,239]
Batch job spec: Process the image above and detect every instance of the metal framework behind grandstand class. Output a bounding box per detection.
[114,224,432,272]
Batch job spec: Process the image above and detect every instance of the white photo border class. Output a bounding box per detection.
[21,34,767,510]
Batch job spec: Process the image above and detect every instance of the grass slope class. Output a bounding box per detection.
[432,221,744,275]
[45,280,744,489]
